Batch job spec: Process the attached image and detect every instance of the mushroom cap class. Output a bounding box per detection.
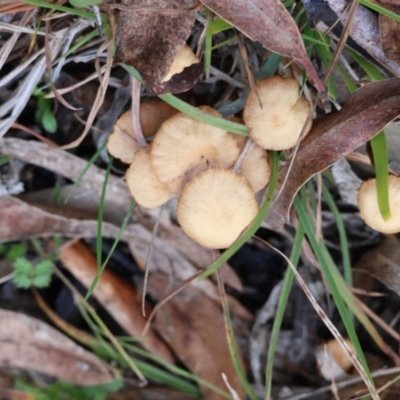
[177,169,259,249]
[243,76,312,151]
[234,136,270,192]
[107,111,139,164]
[126,146,175,209]
[151,106,241,194]
[107,102,178,164]
[358,175,400,233]
[161,44,199,83]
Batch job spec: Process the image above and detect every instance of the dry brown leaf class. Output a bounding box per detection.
[0,196,250,320]
[148,273,246,400]
[200,0,327,102]
[114,0,202,94]
[265,78,400,230]
[354,236,400,295]
[0,309,115,385]
[59,241,174,363]
[380,3,400,63]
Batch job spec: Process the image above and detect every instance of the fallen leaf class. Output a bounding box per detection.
[0,309,115,385]
[354,235,400,296]
[265,78,400,230]
[380,3,400,63]
[0,196,251,320]
[114,0,202,94]
[200,0,327,101]
[59,241,175,363]
[148,273,246,400]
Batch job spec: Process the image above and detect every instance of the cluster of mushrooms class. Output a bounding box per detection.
[108,76,312,249]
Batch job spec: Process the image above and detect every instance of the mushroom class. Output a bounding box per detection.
[243,76,312,151]
[177,169,259,249]
[107,101,177,164]
[151,106,241,194]
[316,338,354,381]
[125,145,175,209]
[233,135,270,192]
[358,175,400,233]
[161,44,199,83]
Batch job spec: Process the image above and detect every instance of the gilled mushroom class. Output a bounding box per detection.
[125,145,175,209]
[151,106,241,194]
[243,76,312,151]
[234,135,270,192]
[161,44,199,83]
[107,101,177,164]
[177,169,259,249]
[358,175,400,233]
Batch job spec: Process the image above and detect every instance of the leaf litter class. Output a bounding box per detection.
[3,1,400,399]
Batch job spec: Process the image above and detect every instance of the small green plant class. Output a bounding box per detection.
[32,87,57,134]
[12,258,54,289]
[15,377,123,400]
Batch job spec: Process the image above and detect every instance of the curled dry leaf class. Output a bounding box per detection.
[265,78,400,230]
[0,309,115,385]
[200,0,328,102]
[147,273,246,400]
[59,241,174,363]
[114,0,202,94]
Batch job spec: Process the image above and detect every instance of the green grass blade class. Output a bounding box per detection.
[21,0,98,20]
[64,141,107,204]
[370,131,391,220]
[198,151,279,280]
[294,195,373,383]
[209,18,233,35]
[357,0,400,23]
[322,183,352,286]
[348,49,385,81]
[85,199,136,300]
[264,225,305,400]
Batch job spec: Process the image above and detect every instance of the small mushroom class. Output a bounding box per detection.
[107,101,177,164]
[243,76,312,151]
[125,146,175,209]
[161,44,199,83]
[234,136,270,192]
[177,169,259,249]
[151,106,241,194]
[316,338,354,381]
[358,175,400,233]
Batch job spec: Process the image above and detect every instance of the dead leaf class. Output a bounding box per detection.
[265,78,400,230]
[148,273,246,400]
[380,3,400,63]
[59,241,175,363]
[0,309,115,385]
[200,0,327,101]
[0,196,251,320]
[114,0,202,94]
[354,236,400,296]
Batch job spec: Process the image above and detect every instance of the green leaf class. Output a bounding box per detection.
[35,260,54,276]
[13,274,32,289]
[70,0,103,7]
[6,243,27,261]
[33,274,52,288]
[13,257,33,274]
[42,106,57,133]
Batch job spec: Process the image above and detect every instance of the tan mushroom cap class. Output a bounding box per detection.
[162,44,199,83]
[151,106,241,194]
[126,146,175,209]
[358,175,400,233]
[243,76,312,151]
[234,136,270,192]
[177,169,259,249]
[107,102,178,164]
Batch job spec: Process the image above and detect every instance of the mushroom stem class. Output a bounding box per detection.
[233,138,256,173]
[131,77,147,148]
